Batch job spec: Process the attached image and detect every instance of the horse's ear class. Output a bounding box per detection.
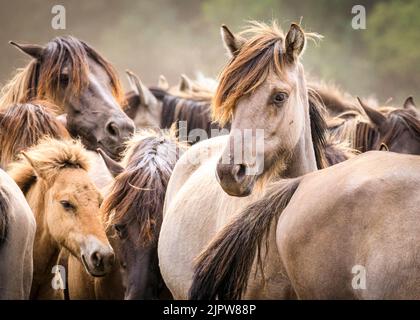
[21,152,45,179]
[179,74,193,92]
[158,75,169,90]
[403,96,416,110]
[125,70,157,108]
[96,148,124,178]
[285,23,305,63]
[357,97,386,128]
[379,143,389,152]
[221,25,245,58]
[9,41,44,60]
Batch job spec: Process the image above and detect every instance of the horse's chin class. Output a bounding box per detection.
[217,174,257,197]
[81,254,107,278]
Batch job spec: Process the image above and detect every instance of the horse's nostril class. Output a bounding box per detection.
[233,164,247,182]
[91,251,103,268]
[106,122,119,137]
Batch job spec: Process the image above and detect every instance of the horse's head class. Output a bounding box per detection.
[359,97,420,155]
[124,71,162,129]
[22,139,115,277]
[214,22,319,196]
[10,36,135,160]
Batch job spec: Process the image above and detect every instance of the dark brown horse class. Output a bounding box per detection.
[358,97,420,154]
[0,101,70,168]
[1,36,134,159]
[100,130,184,299]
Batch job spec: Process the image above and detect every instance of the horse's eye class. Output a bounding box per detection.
[114,224,126,238]
[272,92,288,106]
[60,200,75,211]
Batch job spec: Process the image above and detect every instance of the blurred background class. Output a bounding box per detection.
[0,0,419,103]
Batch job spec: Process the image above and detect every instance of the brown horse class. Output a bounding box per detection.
[357,97,420,154]
[1,36,134,159]
[0,101,70,168]
[8,138,114,299]
[0,168,35,299]
[329,97,420,154]
[99,130,183,299]
[158,21,329,299]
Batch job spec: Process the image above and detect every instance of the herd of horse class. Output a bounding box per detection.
[0,20,420,300]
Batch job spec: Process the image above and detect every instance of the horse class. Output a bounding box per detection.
[190,149,420,299]
[0,36,134,160]
[0,168,36,299]
[99,129,183,299]
[357,97,420,154]
[0,101,70,168]
[64,130,184,299]
[327,96,420,154]
[123,71,230,143]
[8,138,115,299]
[158,21,329,299]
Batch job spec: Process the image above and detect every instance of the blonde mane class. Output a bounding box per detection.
[8,138,90,192]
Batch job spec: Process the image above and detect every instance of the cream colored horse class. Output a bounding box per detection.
[158,22,325,299]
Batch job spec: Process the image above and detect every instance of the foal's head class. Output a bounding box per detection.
[214,22,322,196]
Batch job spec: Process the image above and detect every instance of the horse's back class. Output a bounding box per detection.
[0,169,35,299]
[277,151,420,299]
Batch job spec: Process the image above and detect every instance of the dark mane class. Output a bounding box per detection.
[103,131,182,245]
[307,88,328,169]
[0,101,70,168]
[0,187,9,244]
[150,87,229,142]
[0,36,125,112]
[354,121,379,152]
[189,177,303,300]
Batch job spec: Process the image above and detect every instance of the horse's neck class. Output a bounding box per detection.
[283,121,318,178]
[26,182,59,282]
